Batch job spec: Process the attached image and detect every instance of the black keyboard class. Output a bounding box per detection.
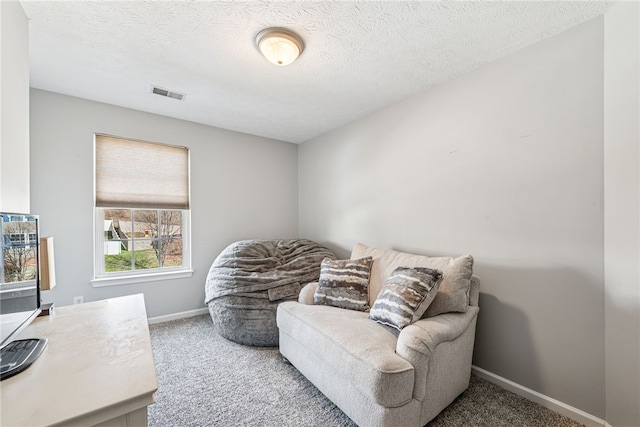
[0,338,48,380]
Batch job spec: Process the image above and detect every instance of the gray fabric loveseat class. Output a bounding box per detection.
[277,243,480,427]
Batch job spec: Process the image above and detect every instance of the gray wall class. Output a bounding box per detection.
[0,0,30,213]
[30,89,298,318]
[604,2,640,426]
[299,18,605,418]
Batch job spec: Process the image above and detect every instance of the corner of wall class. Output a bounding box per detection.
[603,2,640,426]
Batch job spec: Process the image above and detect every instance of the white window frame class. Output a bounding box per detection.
[92,208,192,287]
[92,134,192,287]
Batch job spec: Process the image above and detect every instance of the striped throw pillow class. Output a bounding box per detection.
[369,267,443,330]
[313,257,373,311]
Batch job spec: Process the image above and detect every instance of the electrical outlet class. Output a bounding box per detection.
[73,296,84,304]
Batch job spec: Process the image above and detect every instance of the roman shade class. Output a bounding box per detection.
[95,134,190,210]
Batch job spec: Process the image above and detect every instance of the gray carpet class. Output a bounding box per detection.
[148,315,583,427]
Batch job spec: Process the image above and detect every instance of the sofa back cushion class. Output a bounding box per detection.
[351,243,473,317]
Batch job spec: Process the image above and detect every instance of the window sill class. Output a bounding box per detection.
[91,269,193,287]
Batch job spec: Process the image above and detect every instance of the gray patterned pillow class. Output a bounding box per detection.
[369,267,443,330]
[314,257,373,311]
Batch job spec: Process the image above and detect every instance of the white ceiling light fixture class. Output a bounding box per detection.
[255,28,304,66]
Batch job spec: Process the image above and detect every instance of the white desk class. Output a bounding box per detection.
[1,294,158,427]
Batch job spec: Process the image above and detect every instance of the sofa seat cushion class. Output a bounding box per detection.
[277,301,415,407]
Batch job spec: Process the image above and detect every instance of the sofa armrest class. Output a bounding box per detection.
[396,306,479,401]
[398,307,479,356]
[298,282,318,305]
[469,275,480,307]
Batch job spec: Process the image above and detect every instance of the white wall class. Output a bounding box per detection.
[604,2,640,426]
[0,0,30,213]
[30,89,298,318]
[299,17,605,419]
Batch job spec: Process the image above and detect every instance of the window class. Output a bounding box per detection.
[9,234,26,245]
[93,134,191,286]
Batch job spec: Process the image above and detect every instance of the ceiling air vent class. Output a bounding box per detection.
[151,85,186,101]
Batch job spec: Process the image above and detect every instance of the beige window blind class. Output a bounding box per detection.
[95,134,190,210]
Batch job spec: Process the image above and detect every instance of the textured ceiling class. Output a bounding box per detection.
[21,1,611,143]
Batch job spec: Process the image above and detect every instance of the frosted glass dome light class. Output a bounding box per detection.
[256,28,304,66]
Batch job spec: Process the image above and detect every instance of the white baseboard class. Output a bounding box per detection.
[147,307,209,325]
[471,366,606,427]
